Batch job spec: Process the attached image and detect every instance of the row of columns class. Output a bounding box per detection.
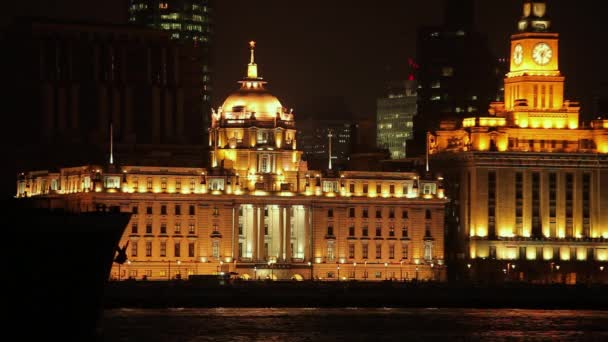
[234,204,311,263]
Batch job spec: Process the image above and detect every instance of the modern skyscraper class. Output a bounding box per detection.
[128,0,213,136]
[429,0,608,283]
[377,80,417,159]
[409,0,499,157]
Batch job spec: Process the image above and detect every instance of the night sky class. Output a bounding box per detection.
[4,0,607,120]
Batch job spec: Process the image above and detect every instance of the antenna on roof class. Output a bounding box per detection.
[109,123,114,165]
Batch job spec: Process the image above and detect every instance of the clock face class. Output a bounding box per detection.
[532,43,552,66]
[513,44,523,66]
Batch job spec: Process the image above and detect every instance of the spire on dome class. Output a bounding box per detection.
[247,40,258,79]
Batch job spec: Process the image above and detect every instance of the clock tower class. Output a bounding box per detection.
[503,0,579,129]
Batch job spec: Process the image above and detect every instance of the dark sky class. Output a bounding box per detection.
[4,0,606,120]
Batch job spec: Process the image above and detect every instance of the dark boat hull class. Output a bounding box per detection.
[7,199,130,341]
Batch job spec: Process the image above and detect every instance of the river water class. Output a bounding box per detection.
[102,308,608,341]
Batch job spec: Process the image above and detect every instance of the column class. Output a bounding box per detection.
[304,206,310,262]
[258,205,265,261]
[252,205,258,261]
[285,205,292,262]
[232,206,239,260]
[278,206,284,261]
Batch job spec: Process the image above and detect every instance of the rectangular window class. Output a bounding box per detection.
[402,226,408,238]
[376,184,382,194]
[375,226,382,237]
[146,223,152,234]
[362,226,368,237]
[389,185,395,194]
[132,206,139,214]
[532,172,541,238]
[189,205,195,215]
[174,242,181,257]
[376,209,382,219]
[516,172,523,235]
[363,184,368,194]
[349,183,355,193]
[175,205,181,215]
[146,178,153,190]
[238,243,243,257]
[131,241,138,257]
[161,178,167,190]
[327,242,335,262]
[176,179,181,191]
[424,242,433,261]
[362,208,368,218]
[146,241,152,257]
[327,209,333,218]
[389,208,395,219]
[376,244,382,259]
[389,245,395,259]
[131,223,138,234]
[362,244,368,259]
[402,244,408,259]
[189,223,195,234]
[264,224,269,235]
[327,225,334,236]
[348,207,355,218]
[425,209,432,220]
[160,242,166,257]
[349,244,355,259]
[389,225,395,237]
[212,241,219,258]
[238,224,243,235]
[146,206,153,215]
[488,171,496,239]
[188,242,195,257]
[583,173,591,237]
[349,226,355,236]
[160,223,167,234]
[402,210,408,219]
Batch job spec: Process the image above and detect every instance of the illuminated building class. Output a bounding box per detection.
[17,42,447,282]
[409,0,500,157]
[429,1,608,283]
[377,80,417,159]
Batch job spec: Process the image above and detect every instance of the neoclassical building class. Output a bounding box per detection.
[429,1,608,283]
[17,42,447,281]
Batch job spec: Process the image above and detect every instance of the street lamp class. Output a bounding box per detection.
[415,266,419,281]
[177,260,181,279]
[254,266,257,280]
[384,262,388,280]
[353,262,357,280]
[308,261,312,281]
[400,260,403,281]
[218,260,224,274]
[337,265,340,281]
[364,260,368,280]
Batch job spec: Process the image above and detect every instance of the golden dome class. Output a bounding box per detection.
[218,41,288,121]
[221,86,283,120]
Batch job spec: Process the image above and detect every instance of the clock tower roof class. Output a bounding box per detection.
[517,1,551,33]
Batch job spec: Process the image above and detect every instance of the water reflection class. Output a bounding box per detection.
[102,308,608,341]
